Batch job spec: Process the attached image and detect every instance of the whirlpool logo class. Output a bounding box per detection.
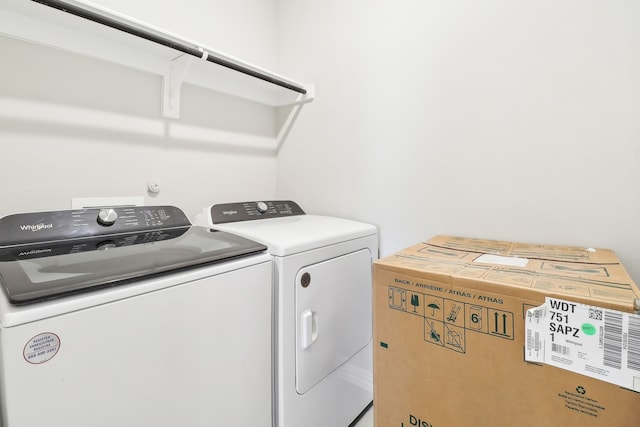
[20,223,53,232]
[222,210,238,216]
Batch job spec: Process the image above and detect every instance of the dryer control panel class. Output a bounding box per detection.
[211,200,305,224]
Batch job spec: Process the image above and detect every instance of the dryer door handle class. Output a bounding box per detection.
[301,310,318,350]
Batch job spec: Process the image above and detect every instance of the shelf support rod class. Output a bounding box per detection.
[31,0,308,95]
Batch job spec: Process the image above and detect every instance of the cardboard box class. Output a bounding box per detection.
[373,236,640,427]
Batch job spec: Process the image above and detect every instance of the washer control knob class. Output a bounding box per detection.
[97,208,118,226]
[255,201,268,213]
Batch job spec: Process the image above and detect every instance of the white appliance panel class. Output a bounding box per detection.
[0,261,272,427]
[295,248,372,394]
[202,213,377,256]
[199,202,379,427]
[274,236,377,427]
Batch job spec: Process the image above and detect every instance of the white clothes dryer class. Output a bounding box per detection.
[0,206,273,427]
[197,200,378,427]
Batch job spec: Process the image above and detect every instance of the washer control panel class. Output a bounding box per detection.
[0,206,191,246]
[211,200,305,224]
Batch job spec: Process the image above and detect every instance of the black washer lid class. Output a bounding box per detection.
[0,227,266,305]
[0,206,267,304]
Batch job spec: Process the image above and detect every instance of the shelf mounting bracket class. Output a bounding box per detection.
[275,85,315,153]
[162,54,194,119]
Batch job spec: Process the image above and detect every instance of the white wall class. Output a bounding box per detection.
[276,1,640,283]
[0,0,279,221]
[2,1,639,284]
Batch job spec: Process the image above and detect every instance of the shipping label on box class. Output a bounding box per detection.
[526,297,640,391]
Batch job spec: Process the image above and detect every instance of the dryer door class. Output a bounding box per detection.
[295,248,372,394]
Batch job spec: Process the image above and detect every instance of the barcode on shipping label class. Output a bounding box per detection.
[628,316,640,371]
[589,308,603,320]
[552,343,571,356]
[525,297,640,392]
[525,306,546,361]
[527,330,541,352]
[603,311,623,369]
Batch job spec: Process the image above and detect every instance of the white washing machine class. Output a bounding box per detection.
[0,206,273,427]
[197,200,378,427]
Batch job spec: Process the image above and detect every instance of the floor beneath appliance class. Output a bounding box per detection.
[352,405,374,427]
